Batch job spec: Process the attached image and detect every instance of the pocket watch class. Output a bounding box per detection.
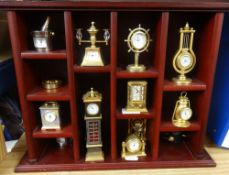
[172,23,196,85]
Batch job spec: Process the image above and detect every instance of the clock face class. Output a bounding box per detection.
[86,103,99,115]
[180,54,192,68]
[34,38,47,48]
[127,137,142,153]
[44,111,57,123]
[87,51,99,61]
[130,31,147,50]
[131,85,143,101]
[180,107,192,120]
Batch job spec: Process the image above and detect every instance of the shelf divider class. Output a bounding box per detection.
[21,50,67,60]
[160,121,201,132]
[64,11,80,161]
[74,65,111,73]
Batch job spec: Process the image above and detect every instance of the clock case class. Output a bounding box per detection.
[3,0,225,172]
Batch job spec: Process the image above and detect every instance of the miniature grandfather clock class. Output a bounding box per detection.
[82,88,104,161]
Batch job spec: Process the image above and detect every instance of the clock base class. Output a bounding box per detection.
[125,107,148,113]
[85,147,104,162]
[172,76,192,85]
[80,47,104,67]
[126,64,146,72]
[172,120,191,128]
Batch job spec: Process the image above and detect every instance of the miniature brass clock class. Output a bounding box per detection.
[172,23,196,85]
[125,81,148,113]
[76,22,110,66]
[172,92,193,128]
[82,88,104,161]
[39,101,61,130]
[122,119,146,160]
[125,24,152,72]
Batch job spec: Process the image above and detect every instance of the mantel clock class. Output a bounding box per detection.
[82,88,104,161]
[172,23,196,85]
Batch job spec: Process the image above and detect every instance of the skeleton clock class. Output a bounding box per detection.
[82,88,104,161]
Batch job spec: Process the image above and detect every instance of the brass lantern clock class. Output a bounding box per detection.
[125,24,152,72]
[172,92,193,128]
[82,88,104,162]
[122,119,147,160]
[39,101,61,130]
[172,23,196,85]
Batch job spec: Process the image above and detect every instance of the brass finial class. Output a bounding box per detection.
[184,22,190,30]
[90,88,94,97]
[87,21,98,34]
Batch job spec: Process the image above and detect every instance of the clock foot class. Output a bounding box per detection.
[172,120,191,128]
[126,64,146,72]
[172,76,192,85]
[85,147,104,162]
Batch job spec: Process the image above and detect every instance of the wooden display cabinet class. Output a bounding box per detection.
[0,0,227,172]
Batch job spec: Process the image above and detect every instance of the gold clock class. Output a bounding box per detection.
[125,24,152,72]
[125,81,148,113]
[122,119,146,160]
[172,92,193,128]
[172,23,196,85]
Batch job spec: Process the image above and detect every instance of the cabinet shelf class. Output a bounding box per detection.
[74,65,111,73]
[163,79,206,91]
[116,68,158,79]
[160,121,201,132]
[27,86,70,101]
[33,124,73,138]
[21,50,67,60]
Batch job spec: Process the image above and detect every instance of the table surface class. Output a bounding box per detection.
[0,135,229,175]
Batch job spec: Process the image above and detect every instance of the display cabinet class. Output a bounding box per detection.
[0,0,227,172]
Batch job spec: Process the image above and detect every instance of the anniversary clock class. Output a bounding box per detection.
[125,24,152,72]
[82,88,104,161]
[172,92,193,128]
[122,119,147,160]
[125,81,148,113]
[76,22,110,66]
[39,101,61,130]
[172,23,196,85]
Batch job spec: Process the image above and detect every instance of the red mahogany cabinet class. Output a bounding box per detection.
[0,0,226,172]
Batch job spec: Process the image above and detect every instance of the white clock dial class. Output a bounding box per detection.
[44,111,57,123]
[86,103,99,115]
[127,138,141,153]
[131,86,143,101]
[180,54,192,68]
[87,51,99,60]
[34,38,47,48]
[180,107,192,120]
[130,31,147,50]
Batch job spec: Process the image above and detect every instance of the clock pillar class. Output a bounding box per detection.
[82,88,104,161]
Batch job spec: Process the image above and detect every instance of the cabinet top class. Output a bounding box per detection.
[0,0,229,10]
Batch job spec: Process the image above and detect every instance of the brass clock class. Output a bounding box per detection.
[39,101,61,130]
[125,81,148,113]
[122,119,146,160]
[172,92,193,128]
[125,24,152,72]
[172,23,196,85]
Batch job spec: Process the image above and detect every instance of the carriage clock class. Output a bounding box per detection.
[82,88,104,161]
[125,24,152,72]
[172,92,193,128]
[122,119,147,160]
[125,81,148,113]
[39,101,61,130]
[76,22,110,66]
[172,22,196,85]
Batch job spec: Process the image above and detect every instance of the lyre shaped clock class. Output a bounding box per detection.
[76,22,110,66]
[122,119,147,160]
[172,92,193,128]
[125,24,152,72]
[172,23,196,85]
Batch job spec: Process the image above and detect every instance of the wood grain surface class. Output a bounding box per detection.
[0,134,229,175]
